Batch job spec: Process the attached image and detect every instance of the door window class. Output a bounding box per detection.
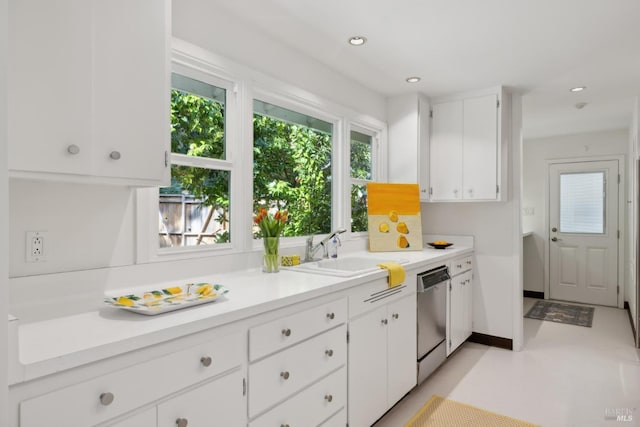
[559,171,605,234]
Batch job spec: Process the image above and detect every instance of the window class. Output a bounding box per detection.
[253,99,333,238]
[350,129,375,232]
[560,171,605,234]
[159,73,232,248]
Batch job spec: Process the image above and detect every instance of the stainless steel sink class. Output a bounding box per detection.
[283,256,408,277]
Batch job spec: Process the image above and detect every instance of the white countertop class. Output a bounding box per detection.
[13,246,472,384]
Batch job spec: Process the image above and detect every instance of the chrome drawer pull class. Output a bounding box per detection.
[109,151,121,160]
[325,349,334,357]
[280,424,290,427]
[67,144,80,155]
[381,319,388,325]
[456,264,462,269]
[392,313,399,319]
[200,356,212,367]
[325,394,333,402]
[280,371,290,380]
[326,312,335,320]
[99,392,114,406]
[281,328,291,337]
[176,418,188,427]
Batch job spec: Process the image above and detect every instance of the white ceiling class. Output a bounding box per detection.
[212,0,640,139]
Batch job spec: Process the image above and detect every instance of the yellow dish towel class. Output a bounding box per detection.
[377,262,406,288]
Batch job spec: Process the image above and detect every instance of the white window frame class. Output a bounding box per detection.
[136,53,241,263]
[250,87,343,250]
[348,123,382,236]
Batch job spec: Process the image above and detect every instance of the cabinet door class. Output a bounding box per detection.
[448,274,469,354]
[430,100,463,201]
[92,0,169,183]
[157,369,245,427]
[348,306,387,427]
[461,271,473,341]
[8,0,93,176]
[463,94,498,200]
[106,408,156,427]
[387,294,417,407]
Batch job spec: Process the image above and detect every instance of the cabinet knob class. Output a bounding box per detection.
[200,356,212,367]
[392,313,399,319]
[456,264,462,269]
[325,394,333,402]
[325,349,334,357]
[381,319,388,325]
[67,144,80,155]
[281,328,291,337]
[99,392,114,406]
[466,260,472,265]
[280,424,291,427]
[280,371,290,380]
[109,151,121,160]
[176,418,188,427]
[326,312,335,320]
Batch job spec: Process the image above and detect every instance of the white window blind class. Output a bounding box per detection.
[559,172,605,234]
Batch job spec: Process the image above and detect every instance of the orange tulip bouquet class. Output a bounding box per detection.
[254,207,288,273]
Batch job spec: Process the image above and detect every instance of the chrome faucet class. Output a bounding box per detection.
[304,228,347,262]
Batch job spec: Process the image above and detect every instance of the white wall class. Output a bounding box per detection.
[1,0,9,422]
[522,129,629,294]
[421,95,523,343]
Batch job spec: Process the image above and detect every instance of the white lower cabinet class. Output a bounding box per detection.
[17,331,246,427]
[157,369,245,427]
[448,256,474,355]
[348,287,417,427]
[248,298,348,427]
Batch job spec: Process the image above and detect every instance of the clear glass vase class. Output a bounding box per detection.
[262,237,280,273]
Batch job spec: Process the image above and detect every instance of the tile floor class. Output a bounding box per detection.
[374,298,640,427]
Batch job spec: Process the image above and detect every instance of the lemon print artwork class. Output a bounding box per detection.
[396,222,409,234]
[366,183,423,252]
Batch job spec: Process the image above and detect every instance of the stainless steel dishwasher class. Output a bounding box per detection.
[416,265,449,385]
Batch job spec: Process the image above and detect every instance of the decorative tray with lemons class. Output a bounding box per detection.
[427,240,453,249]
[104,283,228,315]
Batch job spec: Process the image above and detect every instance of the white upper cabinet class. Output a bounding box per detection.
[387,93,430,201]
[8,0,170,186]
[429,87,508,202]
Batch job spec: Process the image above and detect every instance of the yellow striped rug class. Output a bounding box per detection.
[405,395,539,427]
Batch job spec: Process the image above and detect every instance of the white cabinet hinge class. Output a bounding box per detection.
[618,230,620,239]
[497,99,500,108]
[496,184,499,194]
[429,187,433,196]
[346,330,350,344]
[618,174,621,184]
[242,377,246,396]
[429,109,433,118]
[164,150,169,167]
[617,285,620,295]
[448,339,452,348]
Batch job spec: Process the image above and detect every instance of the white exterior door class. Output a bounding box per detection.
[549,160,619,306]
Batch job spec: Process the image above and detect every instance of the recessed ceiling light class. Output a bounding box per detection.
[348,36,367,46]
[406,77,421,83]
[570,86,586,92]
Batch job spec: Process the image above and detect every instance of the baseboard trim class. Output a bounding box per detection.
[523,290,544,299]
[468,332,513,350]
[624,301,637,342]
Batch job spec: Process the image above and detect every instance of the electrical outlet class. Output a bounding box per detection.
[26,231,48,262]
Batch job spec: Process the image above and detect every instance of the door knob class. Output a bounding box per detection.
[551,227,557,232]
[551,237,562,242]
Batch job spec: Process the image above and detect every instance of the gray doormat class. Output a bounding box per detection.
[524,300,595,327]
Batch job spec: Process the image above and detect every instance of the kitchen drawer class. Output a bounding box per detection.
[157,368,245,427]
[20,332,243,427]
[249,297,347,361]
[348,276,415,319]
[249,324,346,417]
[451,254,473,275]
[320,407,346,427]
[249,367,346,427]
